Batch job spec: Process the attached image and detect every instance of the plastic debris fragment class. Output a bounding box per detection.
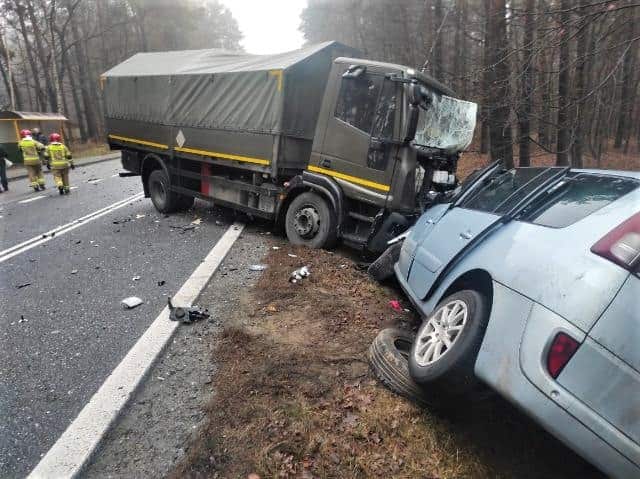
[168,297,210,323]
[289,265,310,283]
[389,300,402,312]
[249,264,267,271]
[122,296,143,309]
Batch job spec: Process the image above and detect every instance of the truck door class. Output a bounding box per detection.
[314,69,398,205]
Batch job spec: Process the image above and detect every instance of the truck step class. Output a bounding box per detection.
[341,232,368,249]
[348,211,375,224]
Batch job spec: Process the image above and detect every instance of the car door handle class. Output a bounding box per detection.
[320,158,332,169]
[459,231,473,240]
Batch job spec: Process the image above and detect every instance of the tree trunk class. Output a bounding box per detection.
[15,3,47,109]
[556,0,572,166]
[70,12,98,138]
[485,0,513,168]
[571,0,590,168]
[432,0,444,80]
[613,6,637,149]
[25,0,58,111]
[453,0,467,96]
[518,0,535,166]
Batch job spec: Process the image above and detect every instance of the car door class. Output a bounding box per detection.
[407,167,561,299]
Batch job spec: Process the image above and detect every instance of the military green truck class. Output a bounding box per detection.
[103,41,477,253]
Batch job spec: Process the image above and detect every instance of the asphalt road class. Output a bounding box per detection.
[0,157,233,478]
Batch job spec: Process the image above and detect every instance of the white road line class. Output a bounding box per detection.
[18,195,46,204]
[28,222,245,479]
[70,186,79,190]
[0,192,144,264]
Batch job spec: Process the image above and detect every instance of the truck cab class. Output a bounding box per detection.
[299,58,477,252]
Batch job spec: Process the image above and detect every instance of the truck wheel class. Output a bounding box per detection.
[285,192,337,249]
[368,242,402,282]
[408,290,489,397]
[148,169,186,213]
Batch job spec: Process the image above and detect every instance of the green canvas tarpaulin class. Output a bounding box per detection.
[102,42,361,140]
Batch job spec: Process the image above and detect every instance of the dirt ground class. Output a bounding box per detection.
[170,243,602,479]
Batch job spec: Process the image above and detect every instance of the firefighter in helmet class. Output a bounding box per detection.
[44,133,74,195]
[18,129,46,191]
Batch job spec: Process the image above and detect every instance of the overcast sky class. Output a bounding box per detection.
[219,0,307,54]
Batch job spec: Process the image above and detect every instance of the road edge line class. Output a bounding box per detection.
[27,222,245,479]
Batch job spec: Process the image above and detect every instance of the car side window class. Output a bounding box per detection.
[462,167,549,212]
[521,174,639,228]
[335,73,382,134]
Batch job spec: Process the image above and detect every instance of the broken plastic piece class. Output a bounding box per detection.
[289,265,310,283]
[132,275,141,281]
[16,282,31,289]
[122,296,143,309]
[389,300,402,312]
[167,297,210,323]
[191,218,202,225]
[157,280,166,286]
[249,264,267,271]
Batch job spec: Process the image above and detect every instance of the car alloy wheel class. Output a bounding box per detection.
[413,299,468,367]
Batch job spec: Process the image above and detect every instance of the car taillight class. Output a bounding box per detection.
[547,333,580,379]
[591,212,640,273]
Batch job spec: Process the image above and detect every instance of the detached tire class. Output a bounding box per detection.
[285,192,337,249]
[408,290,489,396]
[368,328,428,406]
[368,242,402,282]
[148,169,191,213]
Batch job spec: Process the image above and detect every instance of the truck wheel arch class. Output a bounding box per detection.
[276,172,345,235]
[141,153,169,197]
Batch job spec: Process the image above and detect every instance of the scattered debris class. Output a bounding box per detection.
[157,280,166,286]
[169,224,196,233]
[135,214,146,219]
[121,296,143,309]
[389,300,403,312]
[132,275,141,281]
[74,240,82,244]
[215,220,224,226]
[71,269,78,275]
[16,282,31,289]
[157,376,166,381]
[18,315,28,323]
[266,303,278,313]
[168,297,210,323]
[287,253,298,258]
[289,265,310,283]
[41,232,55,239]
[272,246,280,250]
[191,218,202,225]
[249,264,268,271]
[112,218,132,225]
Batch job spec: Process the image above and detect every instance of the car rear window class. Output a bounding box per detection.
[521,173,639,228]
[462,167,553,212]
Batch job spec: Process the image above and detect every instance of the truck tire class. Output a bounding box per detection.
[408,290,489,397]
[148,169,191,213]
[285,192,337,249]
[368,242,402,282]
[368,328,429,406]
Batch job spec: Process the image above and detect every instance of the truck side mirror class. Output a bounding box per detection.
[408,82,421,106]
[343,65,366,79]
[404,104,419,142]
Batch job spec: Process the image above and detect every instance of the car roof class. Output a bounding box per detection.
[570,168,640,180]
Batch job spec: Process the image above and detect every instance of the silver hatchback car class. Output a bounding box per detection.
[395,164,640,478]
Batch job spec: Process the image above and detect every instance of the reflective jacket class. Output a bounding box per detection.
[44,142,73,170]
[18,138,45,166]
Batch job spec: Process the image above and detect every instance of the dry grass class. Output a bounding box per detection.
[170,246,602,479]
[68,140,110,159]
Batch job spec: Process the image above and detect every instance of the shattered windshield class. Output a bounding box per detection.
[413,92,478,152]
